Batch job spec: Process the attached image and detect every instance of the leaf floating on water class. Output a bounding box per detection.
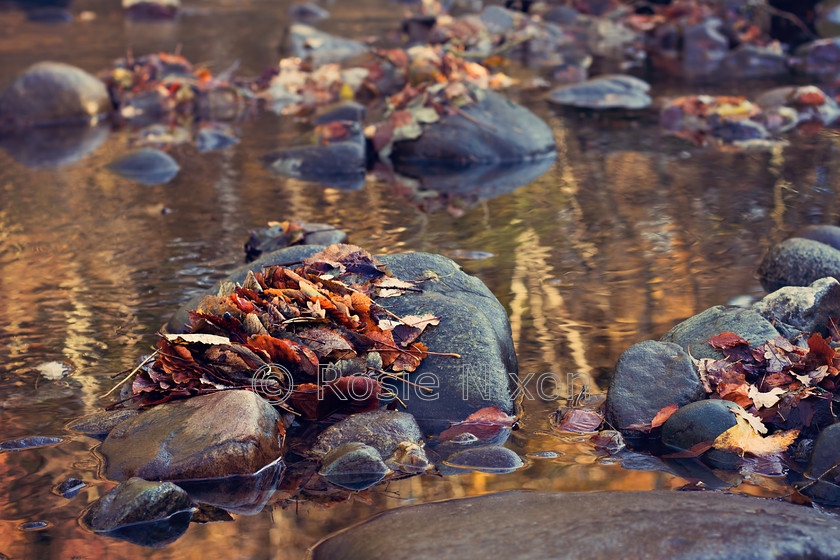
[550,408,603,434]
[0,436,63,452]
[36,361,70,380]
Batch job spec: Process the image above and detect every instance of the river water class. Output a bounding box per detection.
[1,0,839,557]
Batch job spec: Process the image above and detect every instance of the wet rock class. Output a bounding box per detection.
[706,116,768,144]
[52,478,86,499]
[67,408,140,438]
[244,222,347,261]
[0,119,109,168]
[0,61,110,130]
[167,247,517,432]
[753,277,840,338]
[263,122,365,190]
[797,224,840,251]
[803,422,840,505]
[288,25,368,65]
[81,478,192,547]
[682,20,728,79]
[794,38,840,79]
[195,127,238,152]
[312,409,424,459]
[99,390,283,481]
[391,87,555,164]
[480,5,518,33]
[309,490,840,560]
[756,86,840,132]
[313,101,366,125]
[547,74,651,110]
[604,341,706,436]
[660,306,780,361]
[83,477,191,530]
[661,399,741,469]
[106,148,180,185]
[441,445,523,474]
[289,2,329,23]
[319,442,391,490]
[0,436,63,452]
[757,237,840,292]
[720,44,790,81]
[123,0,179,19]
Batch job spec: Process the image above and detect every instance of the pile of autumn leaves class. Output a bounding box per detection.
[131,245,440,421]
[655,331,840,460]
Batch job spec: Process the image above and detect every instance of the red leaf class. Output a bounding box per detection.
[551,409,603,434]
[438,406,517,441]
[708,332,750,349]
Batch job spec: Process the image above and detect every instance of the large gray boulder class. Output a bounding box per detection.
[166,245,516,434]
[753,277,840,338]
[309,490,840,560]
[661,305,780,360]
[757,238,840,292]
[804,422,840,505]
[99,390,283,481]
[604,340,706,436]
[0,61,110,130]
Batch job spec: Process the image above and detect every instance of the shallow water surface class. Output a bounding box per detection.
[1,1,840,557]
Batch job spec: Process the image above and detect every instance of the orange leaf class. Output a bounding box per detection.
[651,403,679,429]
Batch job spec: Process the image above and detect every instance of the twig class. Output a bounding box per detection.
[100,350,158,399]
[371,368,435,393]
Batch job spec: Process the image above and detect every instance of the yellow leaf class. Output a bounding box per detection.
[713,416,799,457]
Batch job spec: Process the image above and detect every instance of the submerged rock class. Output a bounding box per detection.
[753,277,840,338]
[81,478,193,547]
[0,436,63,451]
[660,306,780,361]
[67,408,140,438]
[319,442,391,490]
[757,237,840,292]
[309,490,840,560]
[106,148,180,185]
[604,340,706,437]
[441,445,523,474]
[390,88,555,164]
[244,222,347,261]
[99,390,283,481]
[547,74,651,110]
[263,122,365,190]
[0,61,110,130]
[83,477,191,531]
[312,409,424,459]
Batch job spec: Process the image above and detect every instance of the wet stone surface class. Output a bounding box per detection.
[99,390,282,481]
[310,490,840,560]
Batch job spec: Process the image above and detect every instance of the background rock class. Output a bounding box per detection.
[0,61,110,129]
[757,237,840,292]
[391,88,555,164]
